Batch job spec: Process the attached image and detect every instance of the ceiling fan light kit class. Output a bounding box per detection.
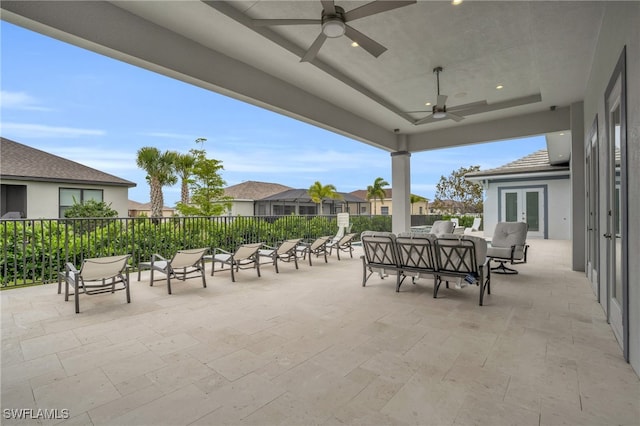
[321,6,346,38]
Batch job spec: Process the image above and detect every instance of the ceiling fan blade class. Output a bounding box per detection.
[447,112,465,122]
[301,32,327,62]
[447,100,488,112]
[321,0,336,15]
[344,0,416,22]
[456,94,543,117]
[437,94,447,107]
[414,114,437,125]
[344,25,387,57]
[253,19,321,26]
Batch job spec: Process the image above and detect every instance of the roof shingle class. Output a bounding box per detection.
[466,149,570,178]
[0,137,135,187]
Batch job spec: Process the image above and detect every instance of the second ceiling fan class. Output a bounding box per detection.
[412,67,488,125]
[252,0,416,62]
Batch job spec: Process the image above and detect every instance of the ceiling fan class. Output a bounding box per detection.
[252,0,416,62]
[412,67,544,126]
[411,67,488,125]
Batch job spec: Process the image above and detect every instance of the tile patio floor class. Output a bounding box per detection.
[1,239,639,425]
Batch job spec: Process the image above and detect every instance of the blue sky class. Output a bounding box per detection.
[1,21,545,206]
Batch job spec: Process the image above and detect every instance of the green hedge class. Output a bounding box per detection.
[1,215,394,288]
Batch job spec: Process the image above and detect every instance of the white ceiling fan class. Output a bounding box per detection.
[411,67,488,125]
[252,0,416,62]
[412,67,543,126]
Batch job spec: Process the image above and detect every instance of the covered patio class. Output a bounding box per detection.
[2,239,638,425]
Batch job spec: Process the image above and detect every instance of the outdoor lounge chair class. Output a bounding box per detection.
[62,254,131,313]
[486,221,529,274]
[434,234,491,306]
[207,243,263,282]
[141,247,208,294]
[258,238,303,273]
[327,232,357,260]
[297,236,331,266]
[430,220,455,235]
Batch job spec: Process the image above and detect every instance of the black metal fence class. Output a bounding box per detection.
[0,214,400,288]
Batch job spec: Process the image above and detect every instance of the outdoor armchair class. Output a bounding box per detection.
[327,232,357,260]
[430,220,455,235]
[141,247,208,294]
[297,236,331,266]
[63,254,131,313]
[258,238,303,273]
[207,243,263,282]
[486,222,529,274]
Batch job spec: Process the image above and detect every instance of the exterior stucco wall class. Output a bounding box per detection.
[482,177,571,240]
[227,200,255,216]
[2,179,130,218]
[583,2,640,375]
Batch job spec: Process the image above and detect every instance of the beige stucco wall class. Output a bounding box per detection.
[3,179,130,218]
[369,198,428,216]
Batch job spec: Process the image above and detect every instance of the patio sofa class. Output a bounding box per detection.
[361,231,491,306]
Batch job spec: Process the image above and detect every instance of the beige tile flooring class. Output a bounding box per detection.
[2,239,639,425]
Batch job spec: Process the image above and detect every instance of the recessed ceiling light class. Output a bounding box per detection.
[351,41,359,47]
[425,102,432,106]
[452,0,463,5]
[496,85,504,90]
[559,132,565,136]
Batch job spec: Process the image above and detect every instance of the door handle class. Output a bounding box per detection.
[603,233,612,239]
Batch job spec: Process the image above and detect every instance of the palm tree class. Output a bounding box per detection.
[366,177,389,215]
[410,194,428,215]
[136,147,177,218]
[307,181,341,215]
[173,152,196,206]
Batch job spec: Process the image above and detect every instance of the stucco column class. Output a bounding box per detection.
[391,150,411,234]
[570,101,585,271]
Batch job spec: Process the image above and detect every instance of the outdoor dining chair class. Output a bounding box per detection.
[140,247,208,294]
[62,254,131,313]
[258,238,303,273]
[207,243,263,282]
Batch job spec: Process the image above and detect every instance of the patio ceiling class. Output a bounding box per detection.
[1,1,605,154]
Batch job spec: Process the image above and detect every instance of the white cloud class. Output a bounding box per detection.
[0,91,53,111]
[1,122,105,138]
[138,131,199,140]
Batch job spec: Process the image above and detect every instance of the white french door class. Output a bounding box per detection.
[586,121,600,299]
[500,187,545,238]
[605,70,624,349]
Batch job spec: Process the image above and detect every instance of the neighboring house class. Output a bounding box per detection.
[466,149,570,240]
[350,189,429,216]
[427,200,466,216]
[128,200,175,217]
[0,137,135,218]
[223,181,293,216]
[256,189,367,216]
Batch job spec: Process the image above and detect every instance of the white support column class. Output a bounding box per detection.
[391,150,411,234]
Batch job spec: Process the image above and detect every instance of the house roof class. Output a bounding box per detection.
[0,137,136,187]
[466,149,570,179]
[128,200,174,211]
[350,189,427,200]
[259,189,366,203]
[224,181,292,200]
